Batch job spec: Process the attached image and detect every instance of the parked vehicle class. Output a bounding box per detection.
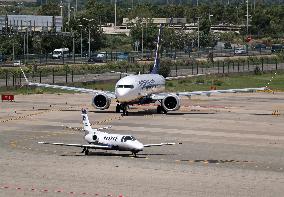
[254,43,266,50]
[234,47,246,54]
[52,48,69,59]
[224,42,232,49]
[271,44,283,53]
[117,53,129,61]
[13,60,22,66]
[88,52,106,63]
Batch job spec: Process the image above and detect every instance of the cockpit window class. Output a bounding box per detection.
[121,136,136,142]
[124,85,134,89]
[116,85,134,89]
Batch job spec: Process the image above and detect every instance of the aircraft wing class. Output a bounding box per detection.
[38,141,112,149]
[150,87,267,99]
[20,68,116,98]
[143,142,175,147]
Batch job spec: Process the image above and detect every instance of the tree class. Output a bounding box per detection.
[37,2,60,16]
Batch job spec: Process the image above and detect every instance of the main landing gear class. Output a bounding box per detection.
[157,105,167,114]
[116,104,128,116]
[131,151,138,157]
[81,147,90,155]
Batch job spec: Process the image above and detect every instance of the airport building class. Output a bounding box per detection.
[0,15,63,33]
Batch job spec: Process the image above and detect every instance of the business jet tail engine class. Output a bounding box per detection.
[92,93,111,110]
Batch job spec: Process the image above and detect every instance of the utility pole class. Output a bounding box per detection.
[12,37,15,62]
[197,17,200,51]
[246,0,249,35]
[141,23,143,60]
[68,1,70,24]
[60,1,63,17]
[114,0,117,28]
[83,18,94,59]
[88,27,91,59]
[79,24,82,59]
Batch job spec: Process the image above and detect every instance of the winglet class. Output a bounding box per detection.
[20,67,29,84]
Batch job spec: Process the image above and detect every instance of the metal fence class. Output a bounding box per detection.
[0,58,283,88]
[0,47,277,67]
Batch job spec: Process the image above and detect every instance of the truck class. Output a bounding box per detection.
[52,48,69,59]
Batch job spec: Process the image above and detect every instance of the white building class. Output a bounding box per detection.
[0,15,63,33]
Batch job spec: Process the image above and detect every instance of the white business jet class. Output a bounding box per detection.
[38,109,175,156]
[21,24,266,115]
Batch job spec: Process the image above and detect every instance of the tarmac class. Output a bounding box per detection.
[0,92,284,197]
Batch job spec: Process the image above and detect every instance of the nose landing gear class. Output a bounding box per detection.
[116,104,129,116]
[157,105,167,114]
[81,148,90,155]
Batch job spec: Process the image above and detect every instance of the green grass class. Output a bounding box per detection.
[1,72,284,95]
[166,72,284,92]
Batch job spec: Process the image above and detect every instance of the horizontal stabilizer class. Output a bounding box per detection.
[38,141,111,149]
[143,142,175,147]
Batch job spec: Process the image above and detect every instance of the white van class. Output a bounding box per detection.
[52,48,69,59]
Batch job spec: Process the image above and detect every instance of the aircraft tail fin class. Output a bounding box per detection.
[151,24,163,74]
[81,109,93,133]
[20,67,30,84]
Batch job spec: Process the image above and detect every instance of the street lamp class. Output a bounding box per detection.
[114,0,117,28]
[79,24,83,59]
[60,2,63,17]
[246,0,249,35]
[82,18,94,59]
[71,7,75,19]
[197,17,201,51]
[209,14,213,31]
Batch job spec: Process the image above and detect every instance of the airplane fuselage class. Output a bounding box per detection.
[115,74,165,103]
[84,131,144,152]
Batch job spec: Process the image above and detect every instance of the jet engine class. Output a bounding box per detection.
[161,94,180,111]
[92,93,111,110]
[85,134,98,142]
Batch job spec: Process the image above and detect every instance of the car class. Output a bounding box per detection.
[117,53,129,61]
[13,60,22,66]
[234,48,246,54]
[271,44,283,53]
[224,42,232,49]
[254,43,266,50]
[88,52,106,63]
[0,54,7,62]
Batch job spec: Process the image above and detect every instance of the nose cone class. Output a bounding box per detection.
[135,141,144,151]
[116,88,130,102]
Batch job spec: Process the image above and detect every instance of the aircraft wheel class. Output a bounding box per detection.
[157,105,162,114]
[85,149,89,156]
[125,111,129,116]
[116,104,121,113]
[162,107,168,114]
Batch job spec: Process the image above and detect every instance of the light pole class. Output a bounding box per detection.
[68,1,70,24]
[197,17,201,51]
[71,7,75,19]
[79,24,83,59]
[60,2,63,17]
[246,0,249,35]
[209,13,213,31]
[141,22,143,60]
[114,0,117,28]
[83,18,94,59]
[12,36,15,62]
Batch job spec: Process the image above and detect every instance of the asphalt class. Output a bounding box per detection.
[0,92,284,197]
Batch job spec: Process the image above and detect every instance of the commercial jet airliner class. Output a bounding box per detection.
[38,109,175,156]
[21,24,266,115]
